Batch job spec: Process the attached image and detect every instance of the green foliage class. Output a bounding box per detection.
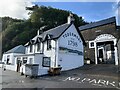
[1,5,88,53]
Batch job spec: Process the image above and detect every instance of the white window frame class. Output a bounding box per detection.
[42,57,51,67]
[29,45,33,53]
[89,41,95,48]
[47,40,52,50]
[35,43,42,53]
[22,57,27,64]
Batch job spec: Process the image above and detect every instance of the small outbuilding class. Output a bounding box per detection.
[2,45,25,71]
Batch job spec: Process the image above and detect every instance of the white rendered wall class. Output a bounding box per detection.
[2,53,24,65]
[2,53,14,64]
[2,53,24,71]
[59,24,83,51]
[58,53,83,71]
[43,40,56,67]
[58,24,84,71]
[5,65,17,71]
[35,54,49,75]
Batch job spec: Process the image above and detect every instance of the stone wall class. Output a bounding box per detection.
[81,22,119,63]
[117,39,120,65]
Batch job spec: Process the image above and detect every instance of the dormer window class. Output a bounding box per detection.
[28,39,34,53]
[46,34,52,50]
[37,43,41,52]
[35,37,42,53]
[30,45,33,53]
[47,40,51,50]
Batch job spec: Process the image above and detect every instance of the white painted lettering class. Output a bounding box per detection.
[63,77,76,81]
[89,79,97,84]
[81,78,91,83]
[97,79,106,86]
[76,78,81,81]
[106,81,116,87]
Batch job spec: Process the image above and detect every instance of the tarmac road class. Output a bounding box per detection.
[1,64,120,89]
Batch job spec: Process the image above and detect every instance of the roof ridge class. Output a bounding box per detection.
[91,16,115,24]
[79,17,116,30]
[43,23,69,34]
[5,45,25,54]
[16,45,23,51]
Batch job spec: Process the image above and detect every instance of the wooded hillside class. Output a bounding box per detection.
[1,5,88,54]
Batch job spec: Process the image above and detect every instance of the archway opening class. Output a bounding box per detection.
[94,34,118,65]
[96,41,115,64]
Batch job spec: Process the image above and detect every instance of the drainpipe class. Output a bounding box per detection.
[95,42,98,64]
[114,39,118,65]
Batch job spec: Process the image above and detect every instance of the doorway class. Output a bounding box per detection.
[96,41,115,64]
[98,48,104,63]
[16,58,21,72]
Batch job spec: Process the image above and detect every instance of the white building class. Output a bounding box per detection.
[2,14,84,76]
[2,45,25,71]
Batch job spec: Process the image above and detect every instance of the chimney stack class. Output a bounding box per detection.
[37,30,40,35]
[67,13,75,24]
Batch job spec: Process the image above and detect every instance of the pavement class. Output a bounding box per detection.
[1,64,120,89]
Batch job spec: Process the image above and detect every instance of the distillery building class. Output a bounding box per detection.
[2,14,85,76]
[79,17,120,65]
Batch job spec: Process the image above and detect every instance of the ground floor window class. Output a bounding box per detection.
[23,57,27,64]
[7,55,10,64]
[42,57,51,67]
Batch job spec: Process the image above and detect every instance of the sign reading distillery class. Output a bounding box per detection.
[62,32,81,47]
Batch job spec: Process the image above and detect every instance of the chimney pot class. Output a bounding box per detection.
[37,30,40,35]
[67,13,75,24]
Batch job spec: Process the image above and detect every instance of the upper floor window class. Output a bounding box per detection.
[29,45,33,53]
[37,43,41,52]
[47,40,52,50]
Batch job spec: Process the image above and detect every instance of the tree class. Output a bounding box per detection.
[1,5,88,54]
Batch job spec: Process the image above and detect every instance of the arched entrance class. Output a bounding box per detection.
[94,34,118,65]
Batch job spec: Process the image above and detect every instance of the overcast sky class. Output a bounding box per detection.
[0,0,119,25]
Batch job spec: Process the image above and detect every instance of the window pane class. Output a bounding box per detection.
[42,57,50,67]
[90,42,94,47]
[23,57,27,64]
[47,40,51,50]
[30,45,33,52]
[37,43,41,52]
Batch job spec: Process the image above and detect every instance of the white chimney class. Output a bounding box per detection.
[67,13,75,24]
[37,30,40,35]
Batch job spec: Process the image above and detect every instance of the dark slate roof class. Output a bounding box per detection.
[25,22,86,46]
[79,17,116,31]
[5,45,25,54]
[25,23,70,46]
[42,23,71,40]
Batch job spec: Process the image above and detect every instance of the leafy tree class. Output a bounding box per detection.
[1,5,88,54]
